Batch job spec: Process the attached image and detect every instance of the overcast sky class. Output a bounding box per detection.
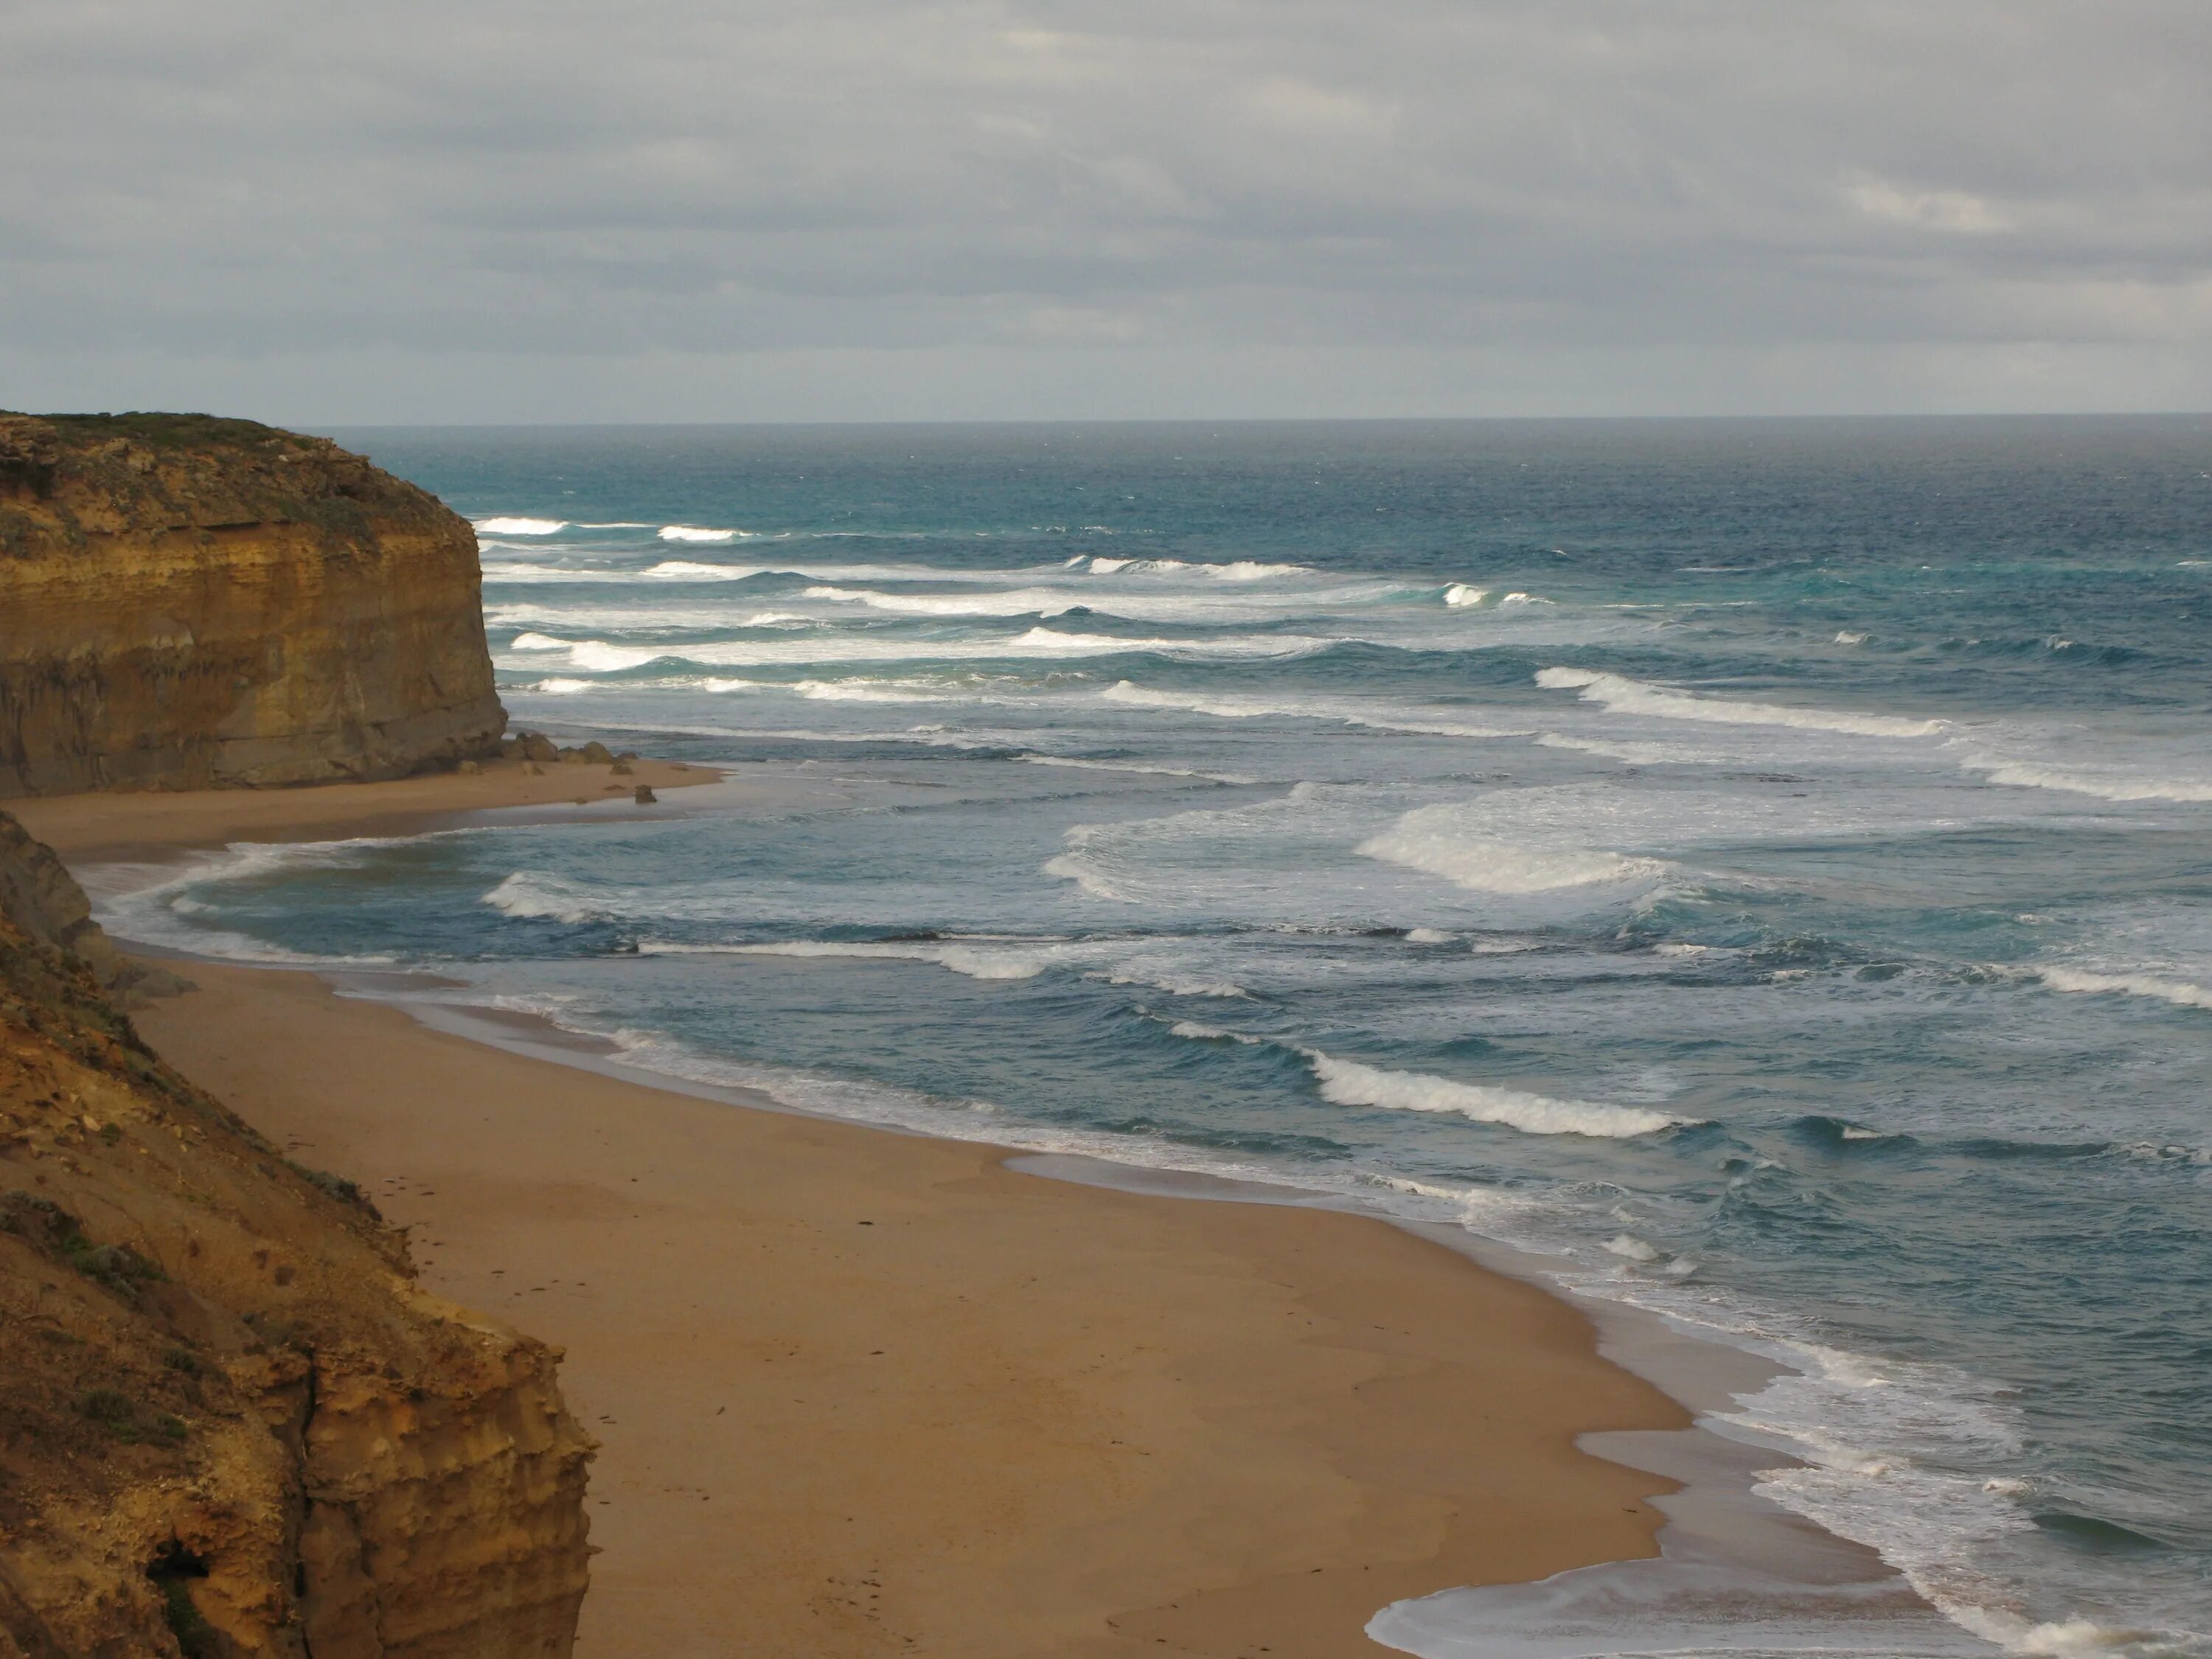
[4,0,2208,422]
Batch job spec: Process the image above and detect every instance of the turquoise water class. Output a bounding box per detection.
[119,420,2211,1655]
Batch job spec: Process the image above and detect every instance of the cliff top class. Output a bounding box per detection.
[0,410,455,557]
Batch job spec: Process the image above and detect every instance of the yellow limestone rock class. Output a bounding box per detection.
[0,414,506,796]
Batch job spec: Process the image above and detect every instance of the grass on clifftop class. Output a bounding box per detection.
[30,412,316,453]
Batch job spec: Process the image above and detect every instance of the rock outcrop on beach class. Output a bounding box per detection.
[0,811,591,1657]
[0,414,505,797]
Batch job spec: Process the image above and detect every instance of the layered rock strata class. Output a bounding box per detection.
[0,813,591,1657]
[0,414,505,797]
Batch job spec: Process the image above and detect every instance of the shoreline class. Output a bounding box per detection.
[13,769,1898,1655]
[5,754,723,868]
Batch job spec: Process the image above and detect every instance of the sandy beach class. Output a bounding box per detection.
[21,774,1689,1658]
[9,754,715,865]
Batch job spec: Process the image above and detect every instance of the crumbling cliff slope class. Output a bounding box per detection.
[0,414,505,796]
[0,815,590,1657]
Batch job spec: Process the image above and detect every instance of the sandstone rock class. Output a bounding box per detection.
[520,734,559,765]
[609,761,633,776]
[0,810,187,1001]
[457,759,480,776]
[633,785,657,804]
[0,812,591,1656]
[0,414,507,796]
[577,742,614,766]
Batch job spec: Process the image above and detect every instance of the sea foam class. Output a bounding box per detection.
[1955,751,2212,803]
[2039,966,2212,1012]
[1357,805,1668,894]
[1302,1048,1685,1138]
[1536,667,1945,738]
[658,524,752,543]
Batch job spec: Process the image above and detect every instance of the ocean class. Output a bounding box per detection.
[107,419,2211,1656]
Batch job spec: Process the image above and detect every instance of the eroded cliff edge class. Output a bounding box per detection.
[0,815,591,1658]
[0,414,506,797]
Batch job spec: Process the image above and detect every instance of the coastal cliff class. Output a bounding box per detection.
[0,414,505,797]
[0,814,591,1657]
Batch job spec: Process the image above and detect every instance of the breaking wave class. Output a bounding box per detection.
[1357,804,1669,895]
[1955,752,2212,804]
[2039,967,2212,1012]
[1536,667,1945,738]
[1302,1048,1687,1138]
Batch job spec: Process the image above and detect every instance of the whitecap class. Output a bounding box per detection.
[481,872,606,924]
[508,632,568,651]
[1357,804,1668,894]
[474,516,567,535]
[504,629,1326,675]
[1535,666,1944,739]
[1443,583,1487,607]
[1302,1048,1686,1138]
[1836,630,1870,644]
[1019,755,1257,785]
[1087,555,1311,580]
[1603,1233,1663,1261]
[1102,680,1523,740]
[659,524,753,543]
[1955,751,2212,803]
[2038,966,2212,1012]
[1534,731,1716,765]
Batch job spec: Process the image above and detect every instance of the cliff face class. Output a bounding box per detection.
[0,813,591,1657]
[0,414,505,797]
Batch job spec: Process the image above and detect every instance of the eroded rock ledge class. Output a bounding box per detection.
[0,414,506,797]
[0,815,591,1657]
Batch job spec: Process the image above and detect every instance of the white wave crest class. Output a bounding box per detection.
[1534,731,1716,765]
[480,872,606,924]
[474,517,567,535]
[644,560,765,580]
[2039,966,2212,1012]
[1535,667,1944,738]
[803,584,1079,618]
[508,632,568,651]
[1357,805,1668,894]
[528,678,595,695]
[641,935,1251,998]
[499,629,1324,676]
[1303,1048,1686,1138]
[1102,681,1522,740]
[653,938,1054,981]
[1442,583,1487,607]
[1955,752,2212,803]
[1088,556,1311,580]
[1020,754,1257,785]
[659,525,753,543]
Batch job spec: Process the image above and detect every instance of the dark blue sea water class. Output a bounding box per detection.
[115,420,2211,1655]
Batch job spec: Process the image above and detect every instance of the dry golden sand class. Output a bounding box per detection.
[28,776,1690,1658]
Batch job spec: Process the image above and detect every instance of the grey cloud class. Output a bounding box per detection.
[3,0,2208,418]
